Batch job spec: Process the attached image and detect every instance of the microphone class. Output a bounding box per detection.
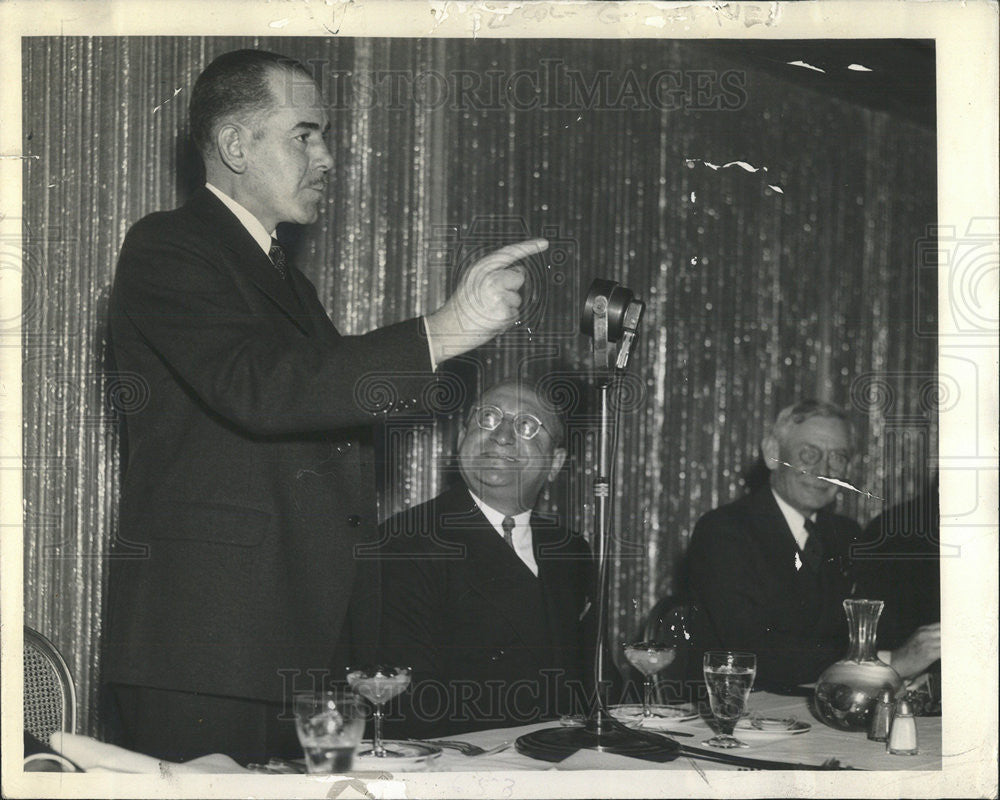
[580,278,646,371]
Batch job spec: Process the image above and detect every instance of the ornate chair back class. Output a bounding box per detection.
[23,626,76,743]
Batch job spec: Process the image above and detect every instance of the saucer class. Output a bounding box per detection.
[609,703,701,727]
[352,740,442,771]
[734,717,811,738]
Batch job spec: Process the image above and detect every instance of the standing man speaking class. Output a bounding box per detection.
[104,49,546,763]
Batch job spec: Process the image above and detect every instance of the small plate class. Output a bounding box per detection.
[734,717,811,737]
[609,703,700,728]
[352,740,442,771]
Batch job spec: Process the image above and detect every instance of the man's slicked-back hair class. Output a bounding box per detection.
[189,49,313,157]
[767,399,857,451]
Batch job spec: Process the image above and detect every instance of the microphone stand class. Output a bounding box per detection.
[514,287,677,763]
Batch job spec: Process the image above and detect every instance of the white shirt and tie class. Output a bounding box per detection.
[771,489,816,567]
[468,492,539,577]
[771,488,892,665]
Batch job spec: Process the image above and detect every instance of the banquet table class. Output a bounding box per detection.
[394,691,942,773]
[420,692,941,771]
[52,691,941,775]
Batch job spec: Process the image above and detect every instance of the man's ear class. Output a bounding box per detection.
[761,436,780,472]
[546,447,567,481]
[216,123,249,174]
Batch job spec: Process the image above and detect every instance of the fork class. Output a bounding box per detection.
[559,714,695,737]
[407,738,511,756]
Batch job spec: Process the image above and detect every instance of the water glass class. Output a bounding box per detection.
[293,691,365,773]
[702,650,757,748]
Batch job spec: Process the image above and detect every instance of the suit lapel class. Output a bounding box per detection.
[751,489,854,632]
[185,188,313,336]
[287,269,335,337]
[439,488,549,657]
[747,488,802,577]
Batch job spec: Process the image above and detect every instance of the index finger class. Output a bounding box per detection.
[469,238,549,276]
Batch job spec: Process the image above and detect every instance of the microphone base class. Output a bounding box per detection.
[515,722,680,763]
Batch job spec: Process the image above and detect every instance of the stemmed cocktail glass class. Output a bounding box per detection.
[346,665,411,758]
[702,651,757,748]
[623,604,691,718]
[623,642,677,718]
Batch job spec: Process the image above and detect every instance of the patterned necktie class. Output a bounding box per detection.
[802,518,824,572]
[501,516,516,550]
[268,237,287,280]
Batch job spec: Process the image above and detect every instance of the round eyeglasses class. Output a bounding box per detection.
[797,444,851,472]
[471,405,548,441]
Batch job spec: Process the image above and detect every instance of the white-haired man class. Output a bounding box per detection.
[687,400,940,690]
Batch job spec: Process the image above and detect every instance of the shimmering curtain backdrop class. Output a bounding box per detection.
[22,37,937,735]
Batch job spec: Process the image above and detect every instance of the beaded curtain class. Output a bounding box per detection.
[21,37,936,735]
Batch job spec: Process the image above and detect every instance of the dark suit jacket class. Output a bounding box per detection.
[856,483,941,650]
[104,187,437,703]
[686,487,862,690]
[376,484,595,737]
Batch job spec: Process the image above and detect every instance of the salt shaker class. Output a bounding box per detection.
[868,689,894,742]
[887,697,918,755]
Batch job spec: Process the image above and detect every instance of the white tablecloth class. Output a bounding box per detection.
[48,691,941,774]
[416,691,941,773]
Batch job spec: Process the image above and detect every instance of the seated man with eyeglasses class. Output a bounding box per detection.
[686,399,940,691]
[376,379,595,737]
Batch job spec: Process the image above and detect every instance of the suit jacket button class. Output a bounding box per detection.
[489,648,505,662]
[347,515,362,527]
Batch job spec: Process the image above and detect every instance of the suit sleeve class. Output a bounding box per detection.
[688,511,844,688]
[112,217,438,435]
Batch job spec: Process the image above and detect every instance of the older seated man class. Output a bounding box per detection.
[686,399,940,691]
[376,379,595,737]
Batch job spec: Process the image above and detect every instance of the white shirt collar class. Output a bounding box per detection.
[205,183,274,256]
[467,491,532,532]
[771,487,816,551]
[467,490,538,576]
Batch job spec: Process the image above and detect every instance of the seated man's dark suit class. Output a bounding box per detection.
[104,187,437,761]
[686,487,862,691]
[377,484,595,738]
